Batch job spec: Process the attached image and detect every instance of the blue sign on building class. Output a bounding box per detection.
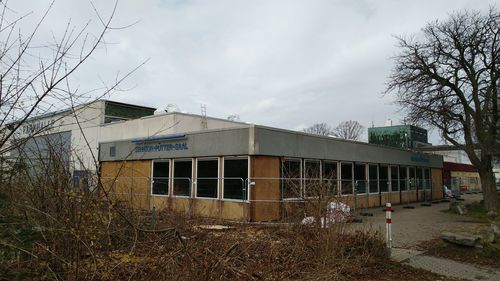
[135,142,188,153]
[410,154,430,163]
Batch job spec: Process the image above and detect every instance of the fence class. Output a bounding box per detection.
[99,176,437,223]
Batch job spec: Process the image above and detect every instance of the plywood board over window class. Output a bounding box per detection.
[432,168,443,199]
[250,156,280,221]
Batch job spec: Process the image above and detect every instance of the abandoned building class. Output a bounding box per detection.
[7,99,445,222]
[99,121,444,222]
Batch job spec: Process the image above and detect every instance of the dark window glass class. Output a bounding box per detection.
[304,160,321,197]
[224,158,248,200]
[322,161,338,195]
[304,160,320,178]
[281,159,301,198]
[399,167,408,191]
[173,160,192,196]
[354,164,366,194]
[109,146,116,157]
[416,168,423,189]
[197,159,218,198]
[424,168,431,190]
[152,161,169,195]
[322,161,337,179]
[369,165,378,193]
[409,167,416,190]
[379,165,389,192]
[391,166,399,191]
[341,163,353,195]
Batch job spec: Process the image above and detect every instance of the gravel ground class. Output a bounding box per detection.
[349,194,486,249]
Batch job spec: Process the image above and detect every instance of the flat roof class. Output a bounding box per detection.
[103,100,156,111]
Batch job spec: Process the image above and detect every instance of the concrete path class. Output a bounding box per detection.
[391,247,500,281]
[350,194,486,249]
[348,194,500,280]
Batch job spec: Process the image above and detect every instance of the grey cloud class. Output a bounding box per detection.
[8,0,495,144]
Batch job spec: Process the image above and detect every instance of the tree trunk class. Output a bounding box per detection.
[478,165,499,213]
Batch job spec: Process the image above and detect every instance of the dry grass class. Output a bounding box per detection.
[0,160,456,280]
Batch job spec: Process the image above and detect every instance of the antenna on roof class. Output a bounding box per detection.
[200,104,208,129]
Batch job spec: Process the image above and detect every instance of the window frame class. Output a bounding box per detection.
[423,168,431,190]
[390,165,399,192]
[172,158,193,197]
[354,162,367,195]
[399,166,409,192]
[195,157,220,199]
[408,167,417,190]
[151,159,171,196]
[222,156,249,201]
[368,164,379,194]
[340,162,354,195]
[303,159,322,198]
[379,164,390,193]
[281,158,303,200]
[322,160,339,196]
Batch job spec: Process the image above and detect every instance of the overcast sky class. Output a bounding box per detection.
[9,0,496,143]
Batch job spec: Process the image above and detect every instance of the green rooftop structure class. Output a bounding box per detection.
[368,125,431,149]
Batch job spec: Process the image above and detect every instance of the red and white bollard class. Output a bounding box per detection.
[385,202,392,255]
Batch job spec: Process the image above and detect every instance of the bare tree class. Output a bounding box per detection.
[0,0,141,156]
[303,123,333,136]
[332,120,364,140]
[386,8,499,212]
[227,114,241,122]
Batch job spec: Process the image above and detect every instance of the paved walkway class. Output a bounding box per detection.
[350,194,487,249]
[391,248,500,281]
[352,194,500,281]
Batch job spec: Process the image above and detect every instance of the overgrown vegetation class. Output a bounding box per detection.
[0,155,459,280]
